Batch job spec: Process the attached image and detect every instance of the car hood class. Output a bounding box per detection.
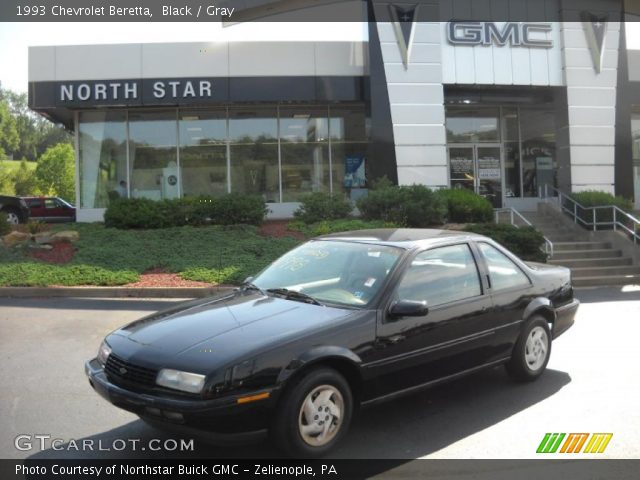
[107,291,355,369]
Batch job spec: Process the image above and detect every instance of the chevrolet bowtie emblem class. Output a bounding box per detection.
[119,367,127,375]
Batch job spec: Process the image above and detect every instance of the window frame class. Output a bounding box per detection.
[474,241,532,293]
[384,242,486,319]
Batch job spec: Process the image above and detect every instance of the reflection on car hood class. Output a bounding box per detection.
[109,291,354,366]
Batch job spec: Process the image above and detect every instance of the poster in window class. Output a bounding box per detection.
[344,156,366,188]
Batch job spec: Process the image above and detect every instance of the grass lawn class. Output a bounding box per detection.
[0,159,36,173]
[0,224,300,287]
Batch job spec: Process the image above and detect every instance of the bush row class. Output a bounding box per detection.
[568,190,634,226]
[104,195,267,229]
[293,187,494,227]
[465,223,547,262]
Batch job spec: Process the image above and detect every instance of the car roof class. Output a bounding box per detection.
[315,228,487,249]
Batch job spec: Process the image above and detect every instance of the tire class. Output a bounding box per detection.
[271,367,353,458]
[2,208,21,225]
[506,316,552,382]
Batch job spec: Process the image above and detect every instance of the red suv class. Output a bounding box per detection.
[22,196,76,223]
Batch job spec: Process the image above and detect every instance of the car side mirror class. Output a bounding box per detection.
[388,300,429,319]
[243,276,254,284]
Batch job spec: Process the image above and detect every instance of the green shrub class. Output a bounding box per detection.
[104,195,267,229]
[0,211,10,236]
[289,218,400,237]
[212,194,268,225]
[369,175,395,190]
[569,190,634,226]
[466,223,547,262]
[437,188,493,223]
[357,184,447,227]
[293,192,353,224]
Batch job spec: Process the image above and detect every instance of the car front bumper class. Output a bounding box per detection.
[553,298,579,339]
[85,358,274,439]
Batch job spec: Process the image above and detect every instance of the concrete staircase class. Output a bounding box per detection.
[525,209,640,287]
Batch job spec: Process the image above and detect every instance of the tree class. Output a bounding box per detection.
[13,160,40,196]
[35,143,75,202]
[1,87,72,161]
[0,100,19,158]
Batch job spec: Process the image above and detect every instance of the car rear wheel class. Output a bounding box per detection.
[2,208,21,225]
[271,367,352,458]
[506,316,551,382]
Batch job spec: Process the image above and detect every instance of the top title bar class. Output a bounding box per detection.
[0,0,628,22]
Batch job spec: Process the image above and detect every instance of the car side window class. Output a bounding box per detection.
[396,244,482,308]
[44,199,56,209]
[28,199,43,208]
[478,243,530,291]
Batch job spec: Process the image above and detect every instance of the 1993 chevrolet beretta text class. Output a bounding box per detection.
[86,229,578,457]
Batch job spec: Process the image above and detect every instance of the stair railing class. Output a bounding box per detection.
[540,185,640,246]
[494,207,554,258]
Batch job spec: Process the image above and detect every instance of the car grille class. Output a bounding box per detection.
[105,353,158,388]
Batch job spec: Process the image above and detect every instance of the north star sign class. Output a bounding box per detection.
[56,78,215,106]
[447,22,553,48]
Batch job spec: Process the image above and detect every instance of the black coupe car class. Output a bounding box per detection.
[86,229,578,457]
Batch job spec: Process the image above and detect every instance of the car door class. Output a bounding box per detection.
[366,242,496,399]
[474,241,534,358]
[43,198,68,222]
[26,198,44,220]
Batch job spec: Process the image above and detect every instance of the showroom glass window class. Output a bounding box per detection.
[229,107,279,202]
[129,110,179,200]
[445,108,500,143]
[520,108,556,197]
[78,111,127,208]
[502,107,521,198]
[330,105,369,196]
[630,109,640,208]
[280,106,331,202]
[179,110,228,197]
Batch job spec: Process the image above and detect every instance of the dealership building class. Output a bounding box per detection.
[27,0,640,222]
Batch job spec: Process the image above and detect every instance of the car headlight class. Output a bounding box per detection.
[156,369,205,394]
[97,341,111,366]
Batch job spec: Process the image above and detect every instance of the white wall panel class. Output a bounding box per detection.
[394,146,448,167]
[384,63,442,83]
[229,42,315,77]
[142,43,228,78]
[55,44,141,80]
[387,84,444,104]
[28,47,55,82]
[392,125,446,145]
[390,105,444,125]
[397,166,448,187]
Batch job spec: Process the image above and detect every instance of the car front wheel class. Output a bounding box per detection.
[506,316,551,382]
[272,367,352,458]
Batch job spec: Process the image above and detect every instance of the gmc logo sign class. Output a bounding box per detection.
[447,22,553,48]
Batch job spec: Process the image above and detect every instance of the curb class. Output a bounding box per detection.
[0,286,236,298]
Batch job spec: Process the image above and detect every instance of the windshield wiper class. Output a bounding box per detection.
[240,282,266,296]
[266,288,324,306]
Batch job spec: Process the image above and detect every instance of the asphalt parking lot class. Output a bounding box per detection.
[0,287,639,461]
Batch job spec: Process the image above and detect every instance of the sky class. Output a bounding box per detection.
[1,22,639,94]
[0,22,367,93]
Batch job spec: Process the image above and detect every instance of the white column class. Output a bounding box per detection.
[560,21,621,194]
[377,21,448,188]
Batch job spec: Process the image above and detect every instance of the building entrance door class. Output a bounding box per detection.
[448,144,503,208]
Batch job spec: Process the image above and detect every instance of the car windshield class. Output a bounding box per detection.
[252,240,403,308]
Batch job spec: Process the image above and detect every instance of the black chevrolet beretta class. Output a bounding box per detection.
[86,229,578,457]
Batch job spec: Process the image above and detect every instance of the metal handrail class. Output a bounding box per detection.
[494,207,554,259]
[541,184,640,245]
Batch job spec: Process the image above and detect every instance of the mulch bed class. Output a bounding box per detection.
[258,220,305,240]
[123,267,213,288]
[28,242,75,264]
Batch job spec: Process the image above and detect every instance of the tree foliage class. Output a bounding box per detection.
[35,143,75,202]
[1,88,72,161]
[0,100,19,158]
